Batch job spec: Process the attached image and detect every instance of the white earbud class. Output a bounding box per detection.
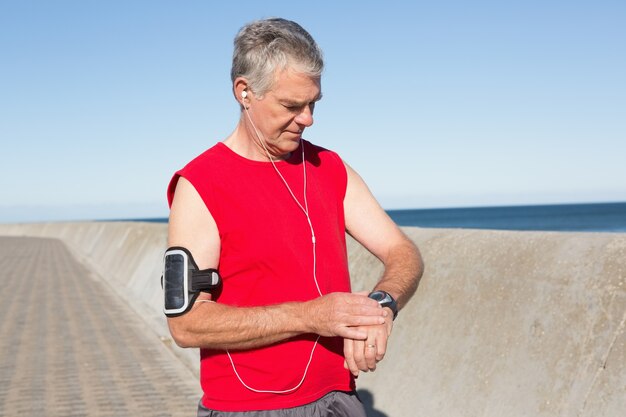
[241,90,247,99]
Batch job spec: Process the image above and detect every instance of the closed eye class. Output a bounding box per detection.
[283,102,317,113]
[283,104,302,111]
[281,94,321,112]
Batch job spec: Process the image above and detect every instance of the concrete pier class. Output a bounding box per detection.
[0,222,624,416]
[0,236,201,416]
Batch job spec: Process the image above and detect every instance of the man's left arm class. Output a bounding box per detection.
[342,161,424,376]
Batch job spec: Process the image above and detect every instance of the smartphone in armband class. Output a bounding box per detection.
[162,247,221,317]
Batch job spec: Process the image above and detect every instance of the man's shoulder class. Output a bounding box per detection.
[177,142,242,180]
[183,142,225,169]
[167,143,223,206]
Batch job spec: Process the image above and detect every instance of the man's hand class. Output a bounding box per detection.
[305,292,388,340]
[343,311,394,376]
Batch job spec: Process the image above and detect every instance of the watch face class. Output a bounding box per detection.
[369,291,398,320]
[370,291,388,302]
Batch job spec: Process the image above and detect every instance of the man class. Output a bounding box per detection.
[166,18,423,416]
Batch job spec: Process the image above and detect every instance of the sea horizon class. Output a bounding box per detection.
[118,201,626,233]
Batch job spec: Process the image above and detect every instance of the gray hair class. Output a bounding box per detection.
[231,18,324,96]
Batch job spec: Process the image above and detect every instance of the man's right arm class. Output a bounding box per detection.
[166,177,388,350]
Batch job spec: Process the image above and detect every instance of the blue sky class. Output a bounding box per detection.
[1,1,625,222]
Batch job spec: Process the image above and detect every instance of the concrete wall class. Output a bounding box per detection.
[1,222,624,417]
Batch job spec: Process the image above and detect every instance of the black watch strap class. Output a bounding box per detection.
[368,290,398,320]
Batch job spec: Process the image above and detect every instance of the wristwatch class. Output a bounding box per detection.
[368,290,398,320]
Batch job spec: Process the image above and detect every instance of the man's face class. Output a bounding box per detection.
[246,68,322,159]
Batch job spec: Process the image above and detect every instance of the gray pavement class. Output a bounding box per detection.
[0,236,202,417]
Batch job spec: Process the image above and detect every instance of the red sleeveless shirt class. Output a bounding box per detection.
[167,141,354,411]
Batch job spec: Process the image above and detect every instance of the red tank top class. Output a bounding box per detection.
[167,141,354,411]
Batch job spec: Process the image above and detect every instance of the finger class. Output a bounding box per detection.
[339,326,368,340]
[344,314,386,328]
[376,317,393,361]
[353,339,368,372]
[375,331,388,362]
[349,304,388,317]
[364,340,378,371]
[343,339,359,377]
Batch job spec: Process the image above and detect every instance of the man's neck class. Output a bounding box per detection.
[223,124,290,162]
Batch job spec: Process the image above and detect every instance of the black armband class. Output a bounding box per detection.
[161,246,221,317]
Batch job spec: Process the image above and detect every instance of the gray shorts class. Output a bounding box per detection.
[197,391,366,417]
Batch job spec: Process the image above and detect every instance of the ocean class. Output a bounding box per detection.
[132,202,626,233]
[386,202,626,232]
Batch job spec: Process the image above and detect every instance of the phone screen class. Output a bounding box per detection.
[164,252,187,312]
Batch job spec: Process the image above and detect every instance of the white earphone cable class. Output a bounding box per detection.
[224,103,322,394]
